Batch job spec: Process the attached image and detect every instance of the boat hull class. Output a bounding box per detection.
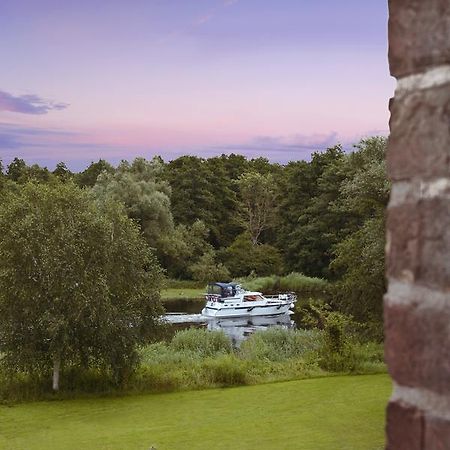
[201,303,291,318]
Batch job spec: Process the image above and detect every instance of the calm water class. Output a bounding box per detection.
[163,298,298,346]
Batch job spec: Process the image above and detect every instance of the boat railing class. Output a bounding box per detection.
[264,293,297,302]
[206,294,222,302]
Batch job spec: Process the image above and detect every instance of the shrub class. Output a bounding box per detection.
[318,312,360,372]
[221,233,284,277]
[170,329,232,357]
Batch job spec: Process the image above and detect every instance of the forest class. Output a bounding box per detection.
[0,136,387,327]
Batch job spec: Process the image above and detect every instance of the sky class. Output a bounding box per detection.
[0,0,395,171]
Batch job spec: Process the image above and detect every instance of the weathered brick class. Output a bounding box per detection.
[420,198,450,290]
[384,300,450,394]
[387,83,450,182]
[425,414,450,450]
[387,197,450,289]
[387,203,421,282]
[389,0,450,77]
[386,400,424,450]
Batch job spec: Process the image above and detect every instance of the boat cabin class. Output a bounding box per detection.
[207,282,238,299]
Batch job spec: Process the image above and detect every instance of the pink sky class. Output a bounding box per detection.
[0,0,395,170]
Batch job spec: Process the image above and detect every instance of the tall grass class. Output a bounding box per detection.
[240,328,323,362]
[0,328,384,403]
[236,272,329,297]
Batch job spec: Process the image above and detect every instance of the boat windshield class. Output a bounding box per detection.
[207,283,236,298]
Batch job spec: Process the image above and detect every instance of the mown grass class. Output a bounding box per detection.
[161,287,204,300]
[0,374,390,450]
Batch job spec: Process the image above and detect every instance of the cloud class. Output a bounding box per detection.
[211,132,345,162]
[0,90,69,115]
[194,13,214,26]
[158,0,239,44]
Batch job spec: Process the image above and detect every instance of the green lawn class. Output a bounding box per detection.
[0,374,390,450]
[161,287,204,299]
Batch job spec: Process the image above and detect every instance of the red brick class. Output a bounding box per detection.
[384,301,450,394]
[387,198,450,290]
[389,0,450,77]
[387,204,421,282]
[386,400,424,450]
[387,83,450,182]
[425,415,450,450]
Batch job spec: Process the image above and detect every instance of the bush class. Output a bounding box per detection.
[189,250,230,283]
[318,312,368,372]
[170,329,232,357]
[239,328,323,362]
[221,233,284,277]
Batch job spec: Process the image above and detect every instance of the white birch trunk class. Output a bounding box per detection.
[52,356,61,391]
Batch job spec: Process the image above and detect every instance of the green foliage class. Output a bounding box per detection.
[237,171,275,245]
[92,157,173,248]
[188,249,230,283]
[0,182,164,387]
[237,272,328,297]
[6,157,27,181]
[158,220,216,279]
[240,328,323,362]
[330,137,388,330]
[275,146,348,278]
[52,162,73,183]
[75,159,115,188]
[170,329,232,357]
[222,233,284,277]
[318,312,359,372]
[331,216,386,328]
[202,354,248,385]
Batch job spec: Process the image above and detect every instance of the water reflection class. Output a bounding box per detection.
[163,311,295,346]
[206,313,295,346]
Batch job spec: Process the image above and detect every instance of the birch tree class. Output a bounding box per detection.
[237,171,275,245]
[0,182,163,390]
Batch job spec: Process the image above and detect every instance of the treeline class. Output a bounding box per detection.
[0,136,388,326]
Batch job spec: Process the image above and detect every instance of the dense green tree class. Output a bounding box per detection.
[75,159,115,188]
[221,233,284,277]
[237,171,275,245]
[165,156,216,236]
[275,146,347,278]
[53,162,73,183]
[93,157,173,249]
[157,220,214,279]
[0,183,163,390]
[330,137,388,331]
[6,157,27,182]
[189,249,230,283]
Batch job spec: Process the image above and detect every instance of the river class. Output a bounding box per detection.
[162,298,298,346]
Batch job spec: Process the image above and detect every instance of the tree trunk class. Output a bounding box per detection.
[52,356,61,391]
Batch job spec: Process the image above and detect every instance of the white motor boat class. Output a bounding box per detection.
[201,282,296,318]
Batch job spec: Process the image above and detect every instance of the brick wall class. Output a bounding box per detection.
[385,0,450,449]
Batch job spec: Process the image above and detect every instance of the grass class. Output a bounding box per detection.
[0,374,390,450]
[161,287,204,300]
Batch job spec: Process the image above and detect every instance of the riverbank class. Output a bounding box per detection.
[0,374,390,450]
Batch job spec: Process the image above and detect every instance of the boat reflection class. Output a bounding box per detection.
[205,313,295,346]
[163,312,296,345]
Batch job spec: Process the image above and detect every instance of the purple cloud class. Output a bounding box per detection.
[0,90,69,115]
